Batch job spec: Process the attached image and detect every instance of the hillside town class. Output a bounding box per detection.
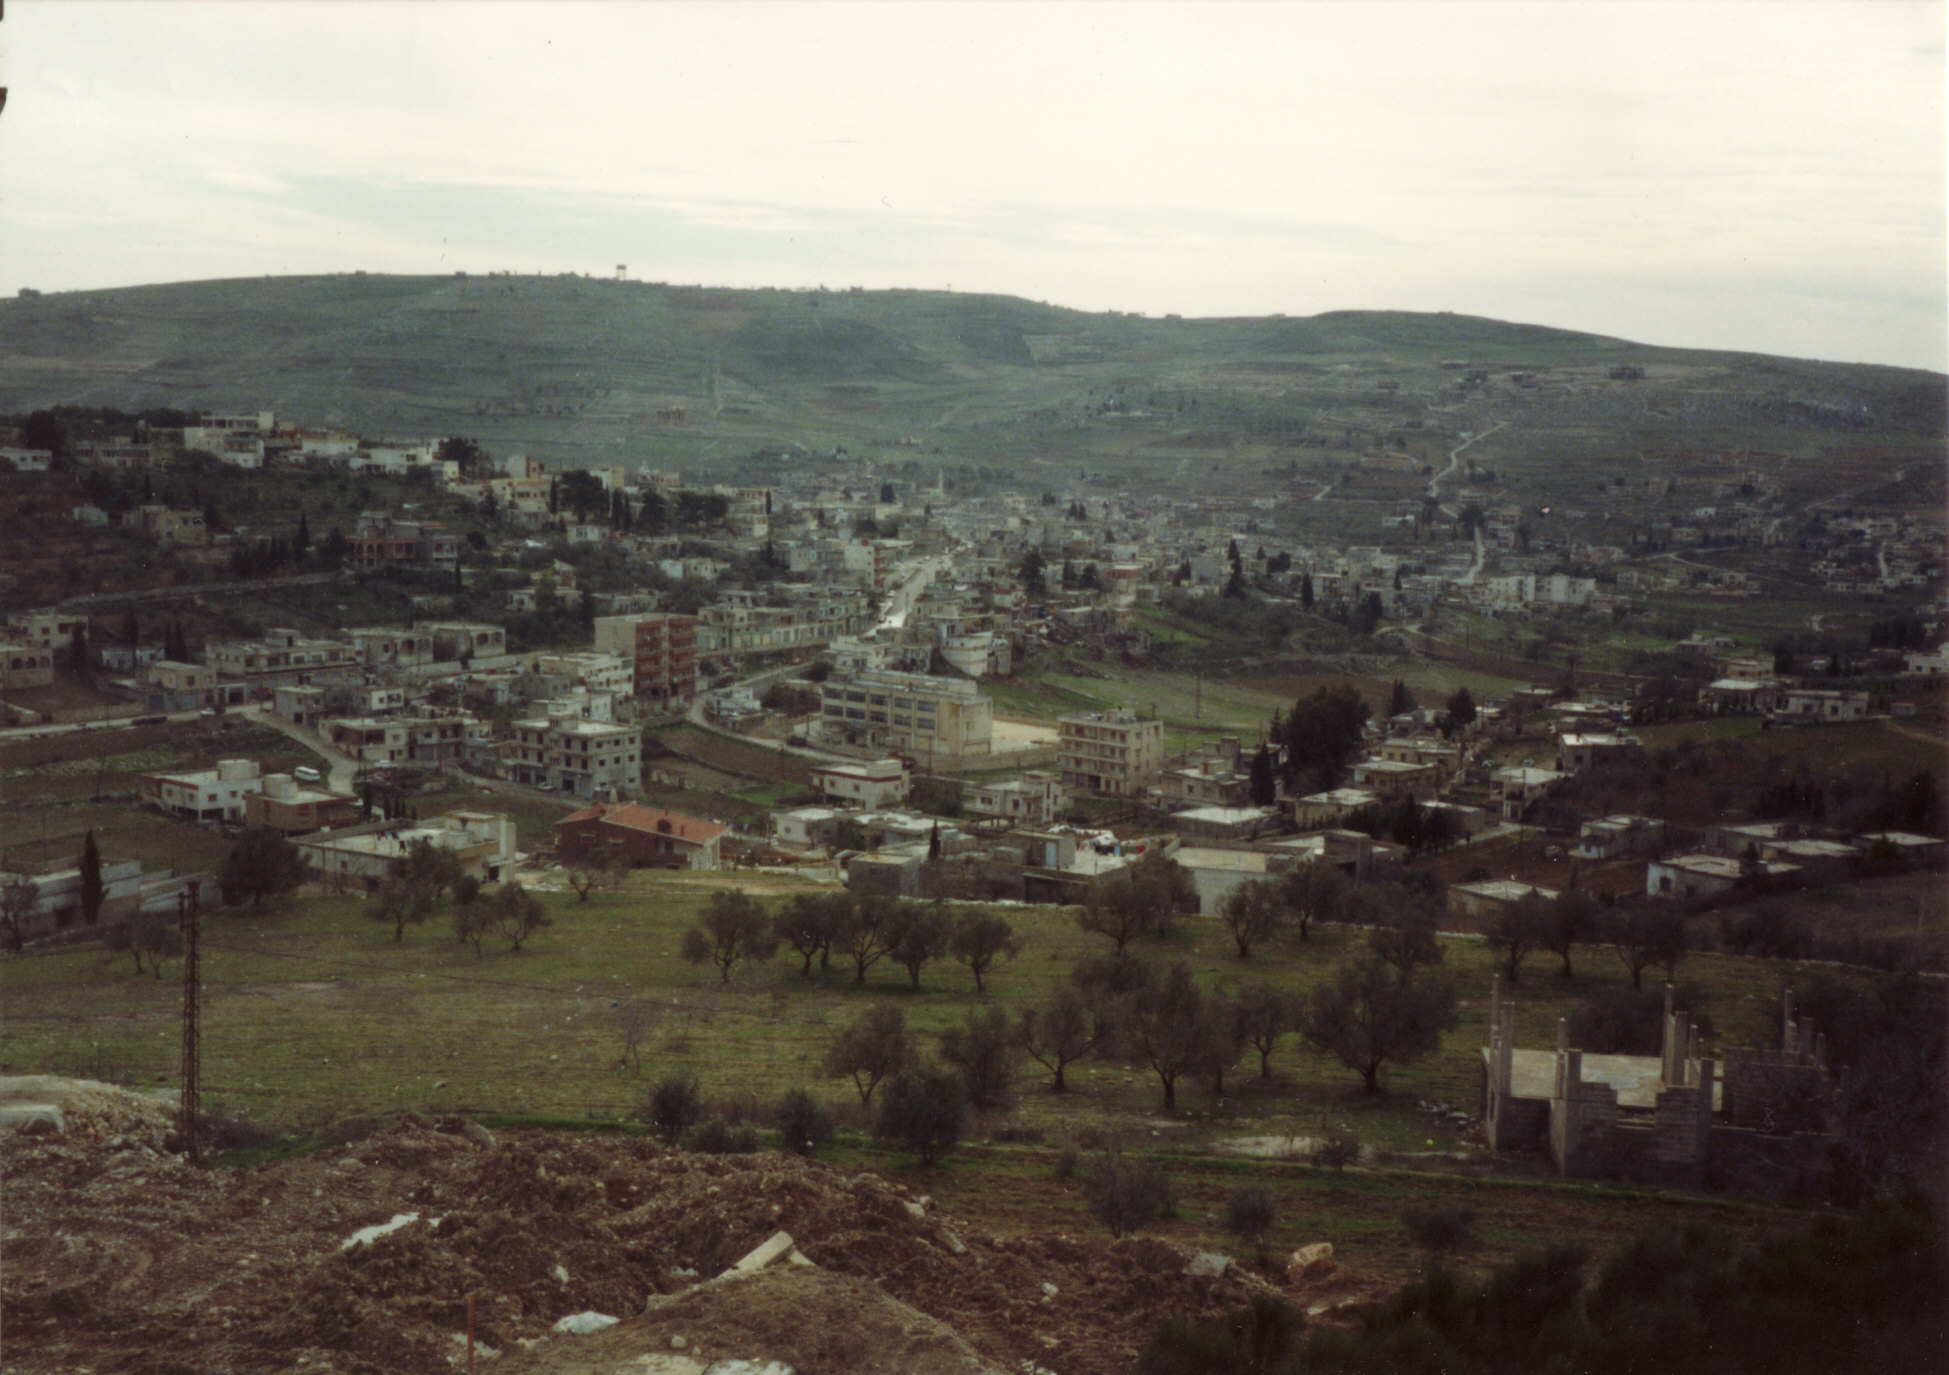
[3,407,1943,948]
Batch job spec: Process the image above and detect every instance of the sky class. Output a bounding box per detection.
[1,1,1944,372]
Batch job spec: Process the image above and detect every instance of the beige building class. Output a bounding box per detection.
[509,715,643,799]
[4,612,87,652]
[816,669,993,763]
[0,643,54,690]
[810,758,911,809]
[1058,708,1164,796]
[300,811,516,892]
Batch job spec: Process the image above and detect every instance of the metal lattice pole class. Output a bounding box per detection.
[179,879,202,1168]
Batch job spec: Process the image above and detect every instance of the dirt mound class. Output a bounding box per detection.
[0,1074,177,1141]
[2,1115,1271,1375]
[492,1266,1010,1375]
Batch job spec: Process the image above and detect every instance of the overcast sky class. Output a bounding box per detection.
[2,1,1943,371]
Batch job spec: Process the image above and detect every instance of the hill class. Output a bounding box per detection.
[2,277,1941,502]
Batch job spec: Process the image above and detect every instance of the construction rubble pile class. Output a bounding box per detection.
[1,1077,1344,1375]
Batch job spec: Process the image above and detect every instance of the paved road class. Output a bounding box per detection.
[238,707,362,794]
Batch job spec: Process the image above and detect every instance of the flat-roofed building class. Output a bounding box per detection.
[326,717,411,766]
[1647,853,1800,900]
[1556,732,1646,772]
[4,611,87,651]
[1058,708,1164,796]
[817,669,993,763]
[510,715,642,799]
[810,757,912,809]
[964,773,1064,825]
[243,773,361,835]
[140,758,263,823]
[300,811,516,892]
[592,613,697,709]
[1447,879,1560,924]
[0,643,55,690]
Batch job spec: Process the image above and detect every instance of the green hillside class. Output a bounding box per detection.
[2,276,1941,500]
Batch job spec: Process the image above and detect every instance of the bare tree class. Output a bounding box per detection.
[615,997,659,1075]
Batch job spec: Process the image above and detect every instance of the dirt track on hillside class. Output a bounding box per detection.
[2,1080,1359,1375]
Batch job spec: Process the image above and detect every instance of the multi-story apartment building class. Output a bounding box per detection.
[816,669,993,763]
[592,613,697,709]
[347,516,458,572]
[0,643,55,691]
[530,651,635,699]
[418,621,514,671]
[1058,708,1165,796]
[326,717,411,767]
[694,591,874,658]
[810,757,912,809]
[4,612,88,652]
[509,715,642,799]
[207,629,354,689]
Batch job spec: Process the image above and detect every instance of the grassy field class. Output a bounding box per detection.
[0,868,1843,1157]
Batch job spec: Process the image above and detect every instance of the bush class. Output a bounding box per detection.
[1053,1144,1080,1179]
[1312,1135,1360,1171]
[1403,1205,1475,1261]
[1223,1185,1277,1253]
[646,1071,702,1146]
[684,1115,760,1154]
[1081,1142,1175,1239]
[1135,1292,1303,1375]
[872,1068,966,1165]
[774,1088,835,1157]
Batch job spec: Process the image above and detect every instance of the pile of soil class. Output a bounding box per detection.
[4,1086,1307,1375]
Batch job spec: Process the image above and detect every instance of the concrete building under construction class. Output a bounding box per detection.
[1480,977,1839,1193]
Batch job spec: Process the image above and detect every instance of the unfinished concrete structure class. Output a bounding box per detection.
[1481,977,1836,1191]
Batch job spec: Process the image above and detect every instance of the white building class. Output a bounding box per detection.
[809,758,912,809]
[139,759,263,823]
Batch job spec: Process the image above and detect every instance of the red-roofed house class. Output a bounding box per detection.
[555,802,727,870]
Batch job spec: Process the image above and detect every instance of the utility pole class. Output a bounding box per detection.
[178,879,203,1168]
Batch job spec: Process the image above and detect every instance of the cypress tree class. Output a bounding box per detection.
[79,831,104,925]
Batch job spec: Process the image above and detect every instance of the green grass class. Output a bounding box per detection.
[0,869,1842,1164]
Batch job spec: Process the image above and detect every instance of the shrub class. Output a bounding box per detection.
[1403,1205,1475,1261]
[774,1088,835,1157]
[1222,1185,1277,1254]
[1081,1142,1175,1239]
[1312,1135,1360,1171]
[684,1115,760,1154]
[872,1068,966,1165]
[646,1071,702,1146]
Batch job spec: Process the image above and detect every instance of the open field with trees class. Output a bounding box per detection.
[5,859,1923,1299]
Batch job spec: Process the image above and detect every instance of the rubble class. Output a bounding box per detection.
[2,1090,1272,1375]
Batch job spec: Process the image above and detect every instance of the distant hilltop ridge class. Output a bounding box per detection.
[1,274,1939,470]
